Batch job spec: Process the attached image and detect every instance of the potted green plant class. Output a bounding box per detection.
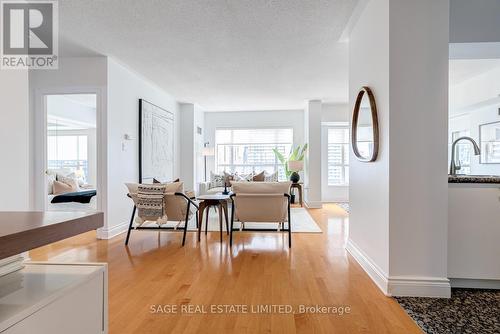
[273,144,307,204]
[273,144,308,182]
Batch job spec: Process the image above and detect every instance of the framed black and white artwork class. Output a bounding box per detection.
[139,99,174,183]
[479,121,500,164]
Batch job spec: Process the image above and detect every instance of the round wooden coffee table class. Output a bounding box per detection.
[197,194,230,242]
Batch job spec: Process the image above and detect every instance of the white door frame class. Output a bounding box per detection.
[34,86,106,213]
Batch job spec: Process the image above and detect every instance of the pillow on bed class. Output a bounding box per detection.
[47,174,56,194]
[57,175,80,190]
[53,180,78,195]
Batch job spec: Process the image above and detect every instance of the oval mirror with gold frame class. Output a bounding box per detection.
[352,86,379,162]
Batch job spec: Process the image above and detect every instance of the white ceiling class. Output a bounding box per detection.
[449,59,500,86]
[59,0,358,111]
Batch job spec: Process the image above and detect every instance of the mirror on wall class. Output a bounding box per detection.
[352,86,379,162]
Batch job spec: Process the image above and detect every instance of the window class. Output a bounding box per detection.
[327,127,349,185]
[47,135,89,179]
[452,130,471,175]
[215,128,293,180]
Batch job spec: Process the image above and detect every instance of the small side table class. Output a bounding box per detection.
[290,183,303,207]
[197,194,230,242]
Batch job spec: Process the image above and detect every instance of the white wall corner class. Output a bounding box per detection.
[97,222,129,240]
[339,0,370,42]
[346,239,389,295]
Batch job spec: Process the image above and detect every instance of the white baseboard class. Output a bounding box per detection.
[346,239,451,298]
[304,201,323,209]
[346,239,389,294]
[97,222,129,240]
[450,278,500,289]
[388,276,450,298]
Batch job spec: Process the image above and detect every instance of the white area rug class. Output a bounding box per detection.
[334,203,350,214]
[151,208,322,233]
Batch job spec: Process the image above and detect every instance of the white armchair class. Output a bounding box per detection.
[125,182,199,246]
[229,181,292,248]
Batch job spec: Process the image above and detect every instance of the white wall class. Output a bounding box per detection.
[348,0,450,297]
[304,101,322,208]
[388,0,449,284]
[203,110,305,176]
[194,107,205,185]
[180,104,195,189]
[105,59,181,238]
[348,0,390,278]
[321,103,349,123]
[179,103,205,191]
[0,71,30,210]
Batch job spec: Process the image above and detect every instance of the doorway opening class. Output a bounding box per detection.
[44,93,98,211]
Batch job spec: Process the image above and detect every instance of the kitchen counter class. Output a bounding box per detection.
[448,183,500,288]
[0,211,103,260]
[448,175,500,184]
[0,212,107,333]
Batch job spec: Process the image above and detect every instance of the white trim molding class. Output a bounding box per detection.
[346,239,389,294]
[450,278,500,290]
[388,276,450,298]
[346,239,451,298]
[97,222,128,240]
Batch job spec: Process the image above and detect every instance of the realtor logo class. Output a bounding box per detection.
[1,0,58,69]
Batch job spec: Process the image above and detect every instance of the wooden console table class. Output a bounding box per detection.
[0,211,103,260]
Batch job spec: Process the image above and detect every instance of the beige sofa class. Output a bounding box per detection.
[229,181,292,248]
[198,171,278,195]
[198,182,227,196]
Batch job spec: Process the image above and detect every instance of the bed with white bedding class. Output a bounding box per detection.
[46,168,98,212]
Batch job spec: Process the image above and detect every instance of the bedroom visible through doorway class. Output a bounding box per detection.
[45,94,98,212]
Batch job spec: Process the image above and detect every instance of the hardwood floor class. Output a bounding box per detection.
[30,204,421,334]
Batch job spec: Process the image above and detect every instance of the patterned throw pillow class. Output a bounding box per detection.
[47,173,56,194]
[264,171,279,182]
[223,172,235,185]
[252,171,265,181]
[234,172,254,182]
[209,172,225,189]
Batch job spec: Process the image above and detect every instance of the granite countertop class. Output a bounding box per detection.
[448,175,500,184]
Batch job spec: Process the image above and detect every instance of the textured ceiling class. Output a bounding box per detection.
[59,0,358,110]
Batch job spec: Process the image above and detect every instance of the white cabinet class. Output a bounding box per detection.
[0,263,107,334]
[448,184,500,287]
